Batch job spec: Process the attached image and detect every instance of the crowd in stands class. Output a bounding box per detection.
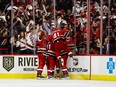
[0,0,116,55]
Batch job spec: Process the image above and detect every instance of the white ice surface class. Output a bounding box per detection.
[0,79,116,87]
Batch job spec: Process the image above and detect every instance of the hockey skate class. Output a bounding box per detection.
[55,74,61,79]
[61,74,69,80]
[46,75,55,80]
[37,74,45,80]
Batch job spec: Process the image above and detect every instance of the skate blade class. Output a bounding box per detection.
[61,77,69,80]
[46,78,56,80]
[37,77,45,80]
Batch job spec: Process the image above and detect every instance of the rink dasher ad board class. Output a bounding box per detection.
[0,55,116,81]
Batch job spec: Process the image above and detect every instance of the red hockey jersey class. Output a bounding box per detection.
[36,38,46,54]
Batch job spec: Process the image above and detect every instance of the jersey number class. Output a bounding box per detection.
[53,32,59,38]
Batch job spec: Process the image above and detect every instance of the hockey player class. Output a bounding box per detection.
[36,31,47,79]
[46,40,56,79]
[47,27,72,79]
[47,28,67,59]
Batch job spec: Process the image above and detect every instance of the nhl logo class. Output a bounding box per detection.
[73,58,78,66]
[3,57,14,72]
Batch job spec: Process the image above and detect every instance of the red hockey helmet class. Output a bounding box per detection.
[38,31,46,37]
[41,31,46,36]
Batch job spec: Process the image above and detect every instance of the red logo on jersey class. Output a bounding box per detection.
[1,39,7,45]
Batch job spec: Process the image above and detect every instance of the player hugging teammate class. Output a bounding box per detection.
[36,26,73,80]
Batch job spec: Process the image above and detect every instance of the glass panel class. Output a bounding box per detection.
[0,0,116,55]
